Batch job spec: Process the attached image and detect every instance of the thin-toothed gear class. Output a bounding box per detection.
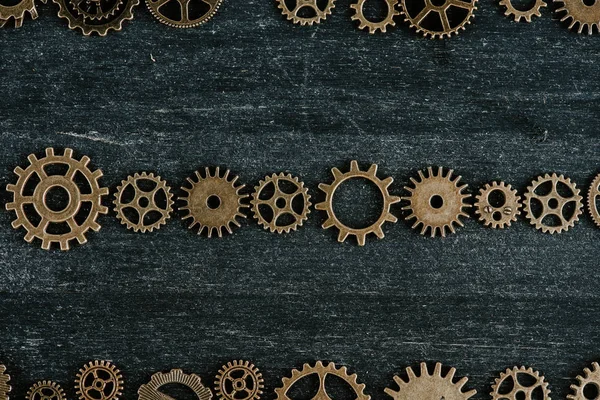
[146,0,222,28]
[555,0,600,34]
[588,173,600,228]
[139,369,212,400]
[490,366,550,400]
[399,0,477,38]
[0,365,10,400]
[75,361,124,400]
[215,360,264,400]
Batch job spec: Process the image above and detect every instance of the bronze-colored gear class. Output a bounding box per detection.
[555,0,600,34]
[400,0,477,38]
[491,366,550,400]
[0,0,46,28]
[6,148,109,251]
[276,0,336,26]
[251,173,311,234]
[146,0,222,28]
[402,167,470,237]
[385,362,476,400]
[315,160,400,246]
[139,369,212,400]
[568,362,600,400]
[350,0,399,33]
[275,361,370,400]
[69,0,121,20]
[0,365,10,400]
[75,361,124,400]
[499,0,545,22]
[27,381,66,400]
[588,173,600,228]
[53,0,138,35]
[524,173,583,234]
[215,360,264,400]
[180,167,248,238]
[114,172,173,233]
[474,181,521,229]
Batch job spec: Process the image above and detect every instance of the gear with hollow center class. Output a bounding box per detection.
[350,0,399,33]
[555,0,600,34]
[6,148,109,251]
[491,366,550,400]
[568,362,600,400]
[0,364,10,400]
[54,0,138,35]
[315,160,400,246]
[400,0,477,38]
[215,360,264,400]
[75,361,124,400]
[588,173,600,228]
[499,0,545,22]
[474,181,521,229]
[0,0,46,28]
[27,381,66,400]
[146,0,222,28]
[139,369,212,400]
[276,0,336,26]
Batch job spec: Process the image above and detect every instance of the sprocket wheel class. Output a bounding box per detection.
[27,381,66,400]
[588,173,600,228]
[0,364,10,400]
[215,360,264,400]
[490,366,550,400]
[276,0,336,26]
[400,0,477,38]
[75,361,124,400]
[139,369,212,400]
[568,362,600,400]
[474,181,521,229]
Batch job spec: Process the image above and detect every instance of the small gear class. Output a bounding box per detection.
[350,0,399,33]
[588,173,600,228]
[215,360,264,400]
[75,360,124,400]
[146,0,222,28]
[251,173,311,234]
[276,0,336,26]
[139,369,212,400]
[555,0,600,34]
[0,364,10,400]
[568,362,600,400]
[402,167,471,237]
[524,173,583,234]
[499,0,545,22]
[275,361,370,400]
[54,0,138,35]
[315,160,400,246]
[114,172,174,233]
[0,0,46,28]
[6,148,109,251]
[400,0,477,38]
[474,181,521,229]
[180,167,248,237]
[27,381,66,400]
[385,362,476,400]
[491,366,550,400]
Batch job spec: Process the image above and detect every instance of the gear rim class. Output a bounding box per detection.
[587,173,600,228]
[350,0,399,33]
[75,360,124,400]
[490,366,550,400]
[146,0,222,28]
[500,0,546,22]
[26,381,66,400]
[568,362,600,400]
[53,0,139,36]
[139,369,212,400]
[555,0,600,34]
[474,181,521,229]
[276,0,336,26]
[214,360,264,400]
[400,0,477,38]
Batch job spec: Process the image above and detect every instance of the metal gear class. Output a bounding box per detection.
[276,0,336,26]
[215,360,264,400]
[180,167,248,238]
[139,369,212,400]
[251,173,311,234]
[491,366,550,400]
[350,0,399,33]
[146,0,222,28]
[6,148,109,251]
[588,173,600,228]
[75,361,124,400]
[474,181,521,229]
[402,167,471,237]
[400,0,476,38]
[69,0,121,20]
[524,173,583,234]
[385,362,476,400]
[114,172,173,233]
[0,364,10,400]
[568,362,600,400]
[555,0,600,34]
[315,160,400,246]
[0,0,46,28]
[499,0,545,22]
[27,381,66,400]
[275,361,370,400]
[54,0,138,35]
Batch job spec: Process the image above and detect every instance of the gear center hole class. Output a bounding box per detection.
[44,186,71,212]
[276,197,287,209]
[584,0,596,6]
[331,177,384,230]
[362,0,389,22]
[207,195,222,210]
[429,195,444,209]
[548,198,559,209]
[138,197,150,208]
[515,392,525,400]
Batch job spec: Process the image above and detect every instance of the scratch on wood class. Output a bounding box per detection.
[55,131,124,146]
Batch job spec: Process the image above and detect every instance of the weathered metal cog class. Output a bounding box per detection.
[568,362,600,400]
[69,0,122,21]
[53,0,139,35]
[75,361,124,400]
[276,0,336,26]
[400,0,477,38]
[214,360,264,400]
[499,0,546,22]
[491,366,550,400]
[0,364,10,400]
[555,0,600,34]
[26,381,66,400]
[0,0,46,28]
[139,369,212,400]
[350,0,399,33]
[474,181,521,229]
[588,173,600,228]
[146,0,222,28]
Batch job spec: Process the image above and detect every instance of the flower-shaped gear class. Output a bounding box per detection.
[315,160,400,246]
[114,172,173,233]
[524,173,582,234]
[568,362,600,400]
[251,173,311,234]
[0,0,46,28]
[385,362,476,400]
[139,369,212,400]
[75,361,124,400]
[275,361,370,400]
[27,381,66,400]
[0,364,10,400]
[500,0,545,22]
[350,0,399,33]
[402,167,471,237]
[400,0,477,38]
[215,360,264,400]
[555,0,600,34]
[276,0,336,26]
[146,0,222,28]
[491,366,550,400]
[588,173,600,228]
[474,181,521,229]
[54,0,138,35]
[180,167,248,238]
[6,148,109,251]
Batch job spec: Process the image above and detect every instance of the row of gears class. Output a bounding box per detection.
[4,149,600,249]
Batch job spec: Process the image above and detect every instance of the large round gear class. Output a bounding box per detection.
[555,0,600,34]
[588,173,600,228]
[399,0,477,38]
[6,148,109,251]
[350,0,399,33]
[214,360,264,400]
[146,0,222,28]
[0,364,10,400]
[276,0,336,26]
[491,366,550,400]
[27,381,66,400]
[315,160,400,246]
[75,360,124,400]
[524,173,583,234]
[568,362,600,400]
[474,181,521,229]
[0,0,46,28]
[499,0,545,22]
[53,0,138,35]
[402,166,471,237]
[139,369,212,400]
[275,361,370,400]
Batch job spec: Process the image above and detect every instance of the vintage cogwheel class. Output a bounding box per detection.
[385,362,476,400]
[555,0,600,34]
[251,173,311,234]
[491,366,550,400]
[215,360,264,400]
[6,148,109,251]
[275,361,370,400]
[350,0,399,33]
[588,173,600,228]
[114,172,173,233]
[180,167,248,237]
[524,173,582,234]
[27,381,66,400]
[403,167,470,237]
[315,160,400,246]
[400,0,477,38]
[276,0,336,26]
[75,360,124,400]
[568,362,600,400]
[139,369,212,400]
[0,364,10,400]
[499,0,545,22]
[146,0,222,28]
[54,0,138,35]
[69,0,121,20]
[474,181,521,229]
[0,0,46,28]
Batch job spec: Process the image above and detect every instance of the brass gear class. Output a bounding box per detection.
[402,167,471,237]
[75,361,124,400]
[146,0,222,28]
[588,173,600,228]
[275,361,370,400]
[69,0,121,20]
[400,0,477,38]
[474,181,521,229]
[114,172,173,233]
[251,173,311,234]
[568,362,600,400]
[315,160,400,246]
[385,362,476,400]
[524,173,583,234]
[180,167,248,238]
[0,0,46,28]
[491,366,550,400]
[350,0,399,33]
[6,148,109,251]
[555,0,600,34]
[0,364,10,400]
[27,381,66,400]
[499,0,545,22]
[214,360,264,400]
[139,369,212,400]
[276,0,336,26]
[54,0,138,35]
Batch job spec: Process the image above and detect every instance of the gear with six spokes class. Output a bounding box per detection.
[400,0,477,38]
[491,366,550,400]
[139,369,212,400]
[555,0,600,34]
[350,0,399,33]
[54,0,138,35]
[500,0,546,22]
[276,0,336,26]
[146,0,222,28]
[215,360,264,400]
[27,381,66,400]
[75,361,124,400]
[0,0,46,28]
[588,173,600,228]
[568,362,600,400]
[475,181,521,229]
[0,365,10,400]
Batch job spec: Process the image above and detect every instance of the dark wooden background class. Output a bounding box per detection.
[1,0,600,398]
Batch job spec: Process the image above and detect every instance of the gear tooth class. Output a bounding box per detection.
[356,233,366,246]
[28,153,38,163]
[367,163,377,175]
[338,230,349,243]
[46,148,55,157]
[427,166,434,177]
[80,155,91,166]
[332,167,343,179]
